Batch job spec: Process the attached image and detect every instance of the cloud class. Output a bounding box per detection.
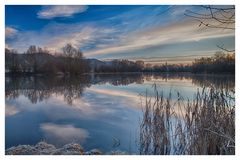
[88,87,139,103]
[85,20,234,58]
[5,104,19,116]
[5,27,18,38]
[5,23,117,53]
[5,91,132,122]
[40,123,89,146]
[6,5,235,62]
[45,25,117,53]
[38,5,88,19]
[6,6,178,53]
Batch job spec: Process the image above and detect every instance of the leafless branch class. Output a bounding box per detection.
[185,5,235,30]
[217,45,235,53]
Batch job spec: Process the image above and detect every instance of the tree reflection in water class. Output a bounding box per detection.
[5,73,234,105]
[5,74,145,105]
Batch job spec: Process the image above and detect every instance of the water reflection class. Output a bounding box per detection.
[5,73,234,153]
[6,74,234,105]
[40,123,89,146]
[191,74,235,91]
[5,104,19,116]
[5,75,91,105]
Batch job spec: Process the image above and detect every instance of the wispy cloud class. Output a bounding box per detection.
[5,27,18,38]
[85,20,234,58]
[6,5,235,62]
[5,23,117,53]
[37,5,88,19]
[46,24,117,53]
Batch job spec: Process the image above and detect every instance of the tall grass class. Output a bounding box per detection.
[139,85,235,155]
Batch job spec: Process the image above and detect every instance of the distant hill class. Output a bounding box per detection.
[85,58,114,72]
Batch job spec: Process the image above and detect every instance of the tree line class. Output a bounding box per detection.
[5,44,90,75]
[192,52,235,74]
[5,44,235,75]
[94,59,144,73]
[5,44,146,75]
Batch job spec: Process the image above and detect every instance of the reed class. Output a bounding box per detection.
[139,85,235,155]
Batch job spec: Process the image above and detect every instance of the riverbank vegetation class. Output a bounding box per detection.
[5,44,235,75]
[192,52,235,74]
[139,85,235,155]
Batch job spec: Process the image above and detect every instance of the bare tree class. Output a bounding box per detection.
[26,45,38,72]
[5,48,19,73]
[26,45,37,54]
[185,5,235,30]
[62,44,85,74]
[185,5,235,52]
[75,50,83,59]
[62,44,73,58]
[62,43,83,59]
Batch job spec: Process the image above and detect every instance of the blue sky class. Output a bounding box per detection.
[5,5,235,64]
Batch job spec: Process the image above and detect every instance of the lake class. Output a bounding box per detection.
[5,73,235,154]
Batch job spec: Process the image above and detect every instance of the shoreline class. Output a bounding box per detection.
[6,142,128,155]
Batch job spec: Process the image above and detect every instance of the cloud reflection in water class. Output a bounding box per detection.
[40,123,89,147]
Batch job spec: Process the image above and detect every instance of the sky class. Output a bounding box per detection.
[5,5,235,64]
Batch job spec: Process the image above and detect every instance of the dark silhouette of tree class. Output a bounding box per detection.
[25,45,51,73]
[192,52,235,74]
[5,44,90,75]
[185,5,235,53]
[26,45,38,72]
[5,48,19,73]
[62,43,88,75]
[184,5,235,75]
[26,45,37,54]
[95,59,145,73]
[185,5,235,30]
[63,44,75,58]
[144,63,192,73]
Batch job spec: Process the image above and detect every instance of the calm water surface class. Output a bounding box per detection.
[5,73,234,154]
